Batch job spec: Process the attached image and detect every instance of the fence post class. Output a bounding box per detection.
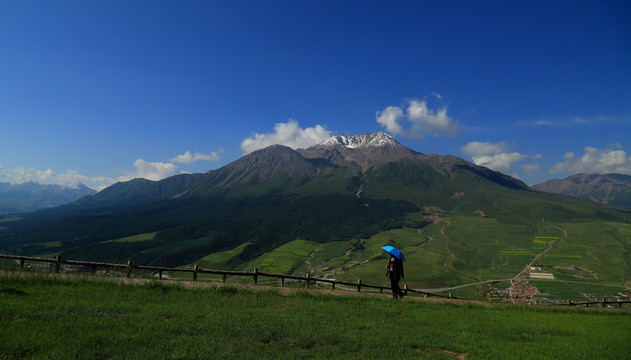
[306,273,310,289]
[159,270,163,280]
[357,279,361,292]
[222,274,227,283]
[55,256,61,273]
[331,282,335,290]
[281,275,285,287]
[449,293,453,299]
[379,287,383,294]
[19,259,25,271]
[602,298,606,308]
[126,260,132,278]
[193,265,198,282]
[404,284,408,296]
[568,300,572,306]
[253,268,258,285]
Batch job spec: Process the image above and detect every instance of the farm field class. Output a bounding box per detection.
[207,217,630,301]
[1,275,630,360]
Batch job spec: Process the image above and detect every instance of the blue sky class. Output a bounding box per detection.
[1,1,630,190]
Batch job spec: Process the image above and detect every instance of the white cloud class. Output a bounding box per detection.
[3,158,183,191]
[470,153,528,173]
[550,146,631,175]
[241,119,331,154]
[7,166,118,190]
[522,164,541,175]
[407,99,460,137]
[376,106,404,135]
[170,150,223,165]
[129,159,179,181]
[376,95,460,139]
[516,114,629,127]
[461,141,527,173]
[461,141,509,157]
[12,166,38,183]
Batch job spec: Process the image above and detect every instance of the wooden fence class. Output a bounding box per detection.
[564,298,631,308]
[0,253,452,299]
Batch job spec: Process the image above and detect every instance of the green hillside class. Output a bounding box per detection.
[2,276,630,360]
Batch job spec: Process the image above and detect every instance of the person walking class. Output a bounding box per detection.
[386,253,405,299]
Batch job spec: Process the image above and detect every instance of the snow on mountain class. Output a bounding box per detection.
[319,131,399,149]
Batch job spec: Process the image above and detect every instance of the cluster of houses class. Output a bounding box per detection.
[483,279,542,304]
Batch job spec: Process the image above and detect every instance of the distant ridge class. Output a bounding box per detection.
[532,173,631,209]
[0,182,96,213]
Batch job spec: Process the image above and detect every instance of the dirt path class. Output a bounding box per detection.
[512,222,566,280]
[440,221,453,270]
[439,221,474,282]
[304,245,323,274]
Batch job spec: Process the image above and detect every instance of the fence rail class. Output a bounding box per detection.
[0,253,452,299]
[564,298,631,308]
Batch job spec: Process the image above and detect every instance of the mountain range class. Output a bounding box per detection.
[1,132,629,293]
[532,173,631,209]
[0,182,95,213]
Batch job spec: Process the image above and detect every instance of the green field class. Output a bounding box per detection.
[1,275,629,359]
[102,232,158,244]
[177,215,631,300]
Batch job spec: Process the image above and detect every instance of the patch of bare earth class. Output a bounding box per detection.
[414,347,467,359]
[423,206,449,224]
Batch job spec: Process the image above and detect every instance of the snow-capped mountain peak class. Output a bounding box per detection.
[320,131,399,149]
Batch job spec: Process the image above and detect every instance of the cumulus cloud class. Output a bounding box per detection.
[7,166,118,190]
[376,106,404,135]
[241,119,331,154]
[3,158,184,191]
[376,95,460,139]
[170,150,223,165]
[128,159,179,181]
[461,141,510,157]
[522,163,541,175]
[461,141,527,173]
[470,153,528,174]
[407,99,460,137]
[550,146,631,175]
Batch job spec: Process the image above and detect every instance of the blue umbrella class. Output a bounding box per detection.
[381,246,405,261]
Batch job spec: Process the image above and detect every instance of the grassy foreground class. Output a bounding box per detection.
[1,275,630,360]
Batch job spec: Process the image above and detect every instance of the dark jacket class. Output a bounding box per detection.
[387,256,404,280]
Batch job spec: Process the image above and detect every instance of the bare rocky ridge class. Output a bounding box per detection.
[298,131,423,171]
[532,173,631,208]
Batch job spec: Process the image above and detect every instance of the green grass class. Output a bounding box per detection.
[248,239,319,275]
[1,275,630,360]
[102,232,158,243]
[189,242,252,270]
